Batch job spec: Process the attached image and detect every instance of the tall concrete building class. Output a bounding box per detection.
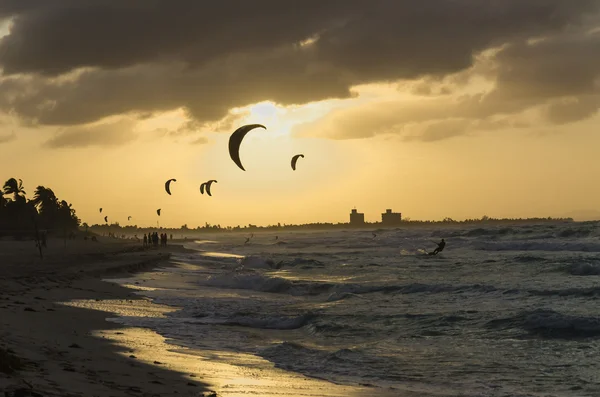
[350,208,365,226]
[381,209,402,226]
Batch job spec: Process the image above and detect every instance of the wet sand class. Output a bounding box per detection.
[0,237,215,396]
[0,237,397,397]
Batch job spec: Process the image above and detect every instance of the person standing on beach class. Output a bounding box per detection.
[143,233,147,247]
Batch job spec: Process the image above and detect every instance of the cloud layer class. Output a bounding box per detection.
[0,0,599,143]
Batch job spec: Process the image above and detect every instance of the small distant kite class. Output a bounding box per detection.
[206,180,218,196]
[291,154,304,171]
[200,180,218,196]
[99,208,103,213]
[228,124,266,171]
[157,209,161,216]
[128,216,132,221]
[165,179,177,195]
[104,216,108,223]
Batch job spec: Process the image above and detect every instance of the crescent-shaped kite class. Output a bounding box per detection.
[128,216,132,221]
[99,208,102,213]
[228,124,266,171]
[104,216,108,223]
[165,179,177,195]
[200,182,206,194]
[205,180,218,196]
[157,209,161,216]
[291,154,304,171]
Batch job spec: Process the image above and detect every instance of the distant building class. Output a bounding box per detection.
[381,209,402,226]
[350,209,365,226]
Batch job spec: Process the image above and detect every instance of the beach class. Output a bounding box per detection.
[0,237,388,397]
[4,223,600,396]
[0,237,207,396]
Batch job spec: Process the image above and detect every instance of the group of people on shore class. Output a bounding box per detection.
[143,232,171,247]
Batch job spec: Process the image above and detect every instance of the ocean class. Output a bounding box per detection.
[106,222,600,396]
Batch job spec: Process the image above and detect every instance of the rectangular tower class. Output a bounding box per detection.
[381,209,402,226]
[350,209,365,226]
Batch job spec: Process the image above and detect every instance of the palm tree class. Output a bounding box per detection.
[31,186,59,214]
[58,200,80,230]
[3,178,26,202]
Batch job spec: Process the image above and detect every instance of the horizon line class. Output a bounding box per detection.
[84,216,584,230]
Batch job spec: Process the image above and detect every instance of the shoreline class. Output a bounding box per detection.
[0,238,218,396]
[0,237,392,397]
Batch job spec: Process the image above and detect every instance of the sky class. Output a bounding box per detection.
[1,0,600,227]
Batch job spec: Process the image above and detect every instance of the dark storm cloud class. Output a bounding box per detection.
[0,49,352,126]
[0,0,360,76]
[293,29,600,141]
[314,0,600,83]
[0,0,598,133]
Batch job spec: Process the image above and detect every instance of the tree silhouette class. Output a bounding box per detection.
[31,186,59,229]
[31,186,58,213]
[0,178,80,239]
[3,178,26,202]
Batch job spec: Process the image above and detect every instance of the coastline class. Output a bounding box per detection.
[0,237,217,397]
[0,237,395,397]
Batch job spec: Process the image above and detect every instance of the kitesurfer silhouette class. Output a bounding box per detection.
[430,239,445,255]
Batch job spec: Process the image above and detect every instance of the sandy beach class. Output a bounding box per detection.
[0,237,217,397]
[0,237,394,397]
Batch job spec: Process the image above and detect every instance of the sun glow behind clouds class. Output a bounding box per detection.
[232,100,342,138]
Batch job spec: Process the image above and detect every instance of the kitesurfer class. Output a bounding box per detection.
[431,239,446,255]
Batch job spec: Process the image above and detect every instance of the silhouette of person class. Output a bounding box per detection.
[143,233,147,247]
[431,239,445,255]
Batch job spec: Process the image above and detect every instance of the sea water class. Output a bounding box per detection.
[108,223,600,396]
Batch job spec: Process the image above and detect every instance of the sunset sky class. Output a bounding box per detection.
[1,1,600,227]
